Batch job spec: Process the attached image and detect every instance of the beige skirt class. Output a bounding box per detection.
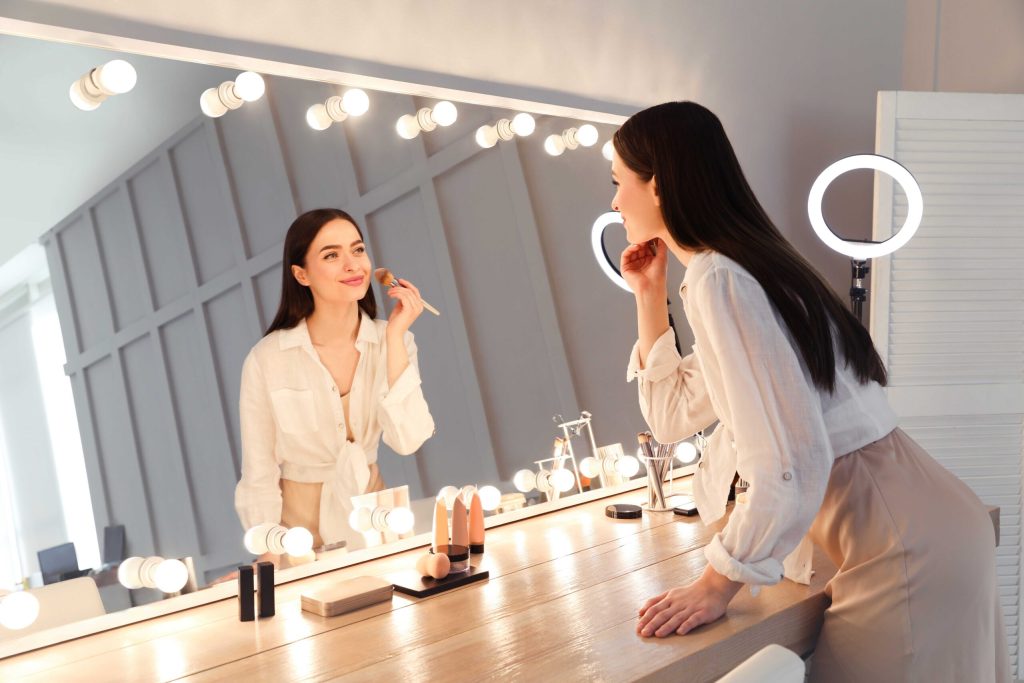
[807,428,1011,682]
[279,463,386,549]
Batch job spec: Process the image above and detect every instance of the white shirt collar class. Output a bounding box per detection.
[277,313,380,351]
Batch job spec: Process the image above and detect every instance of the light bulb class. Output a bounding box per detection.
[432,101,458,127]
[616,455,641,477]
[576,124,599,147]
[513,469,536,493]
[349,507,373,532]
[675,442,699,465]
[342,88,370,116]
[117,556,146,589]
[97,59,137,94]
[535,470,553,494]
[234,71,266,102]
[153,559,188,593]
[306,103,332,131]
[550,468,575,493]
[0,591,40,630]
[386,507,415,535]
[396,114,420,139]
[478,485,501,511]
[200,87,227,118]
[475,125,499,149]
[282,526,314,556]
[602,140,613,161]
[544,135,566,156]
[69,80,100,111]
[437,485,460,508]
[460,485,478,504]
[579,457,600,479]
[511,113,536,136]
[243,522,278,554]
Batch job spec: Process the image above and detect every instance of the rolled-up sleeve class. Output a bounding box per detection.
[694,268,833,586]
[627,328,717,443]
[379,331,435,455]
[234,351,283,531]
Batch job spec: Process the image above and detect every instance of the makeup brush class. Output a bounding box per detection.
[374,268,440,316]
[638,432,666,510]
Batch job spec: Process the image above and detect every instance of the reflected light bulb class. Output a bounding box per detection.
[234,71,266,102]
[386,507,415,535]
[432,100,458,127]
[97,59,137,94]
[243,522,278,554]
[550,468,575,493]
[0,591,40,630]
[675,442,699,465]
[437,485,460,508]
[460,485,478,504]
[200,87,227,118]
[544,135,565,156]
[579,457,600,479]
[69,80,100,111]
[475,125,499,149]
[342,88,370,116]
[283,526,314,556]
[478,485,501,511]
[576,124,599,147]
[117,556,146,589]
[349,507,373,533]
[306,103,331,130]
[616,455,641,477]
[511,113,536,136]
[602,140,613,161]
[396,114,420,139]
[513,469,536,493]
[153,559,188,593]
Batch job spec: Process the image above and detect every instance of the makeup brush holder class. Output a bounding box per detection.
[639,454,675,512]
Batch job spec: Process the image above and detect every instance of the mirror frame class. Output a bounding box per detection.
[0,14,664,658]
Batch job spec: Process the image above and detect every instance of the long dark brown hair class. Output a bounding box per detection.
[613,101,886,392]
[265,208,377,336]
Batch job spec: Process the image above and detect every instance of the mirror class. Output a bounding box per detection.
[0,31,699,653]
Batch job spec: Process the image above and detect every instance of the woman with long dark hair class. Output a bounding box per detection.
[617,102,1008,680]
[235,208,434,555]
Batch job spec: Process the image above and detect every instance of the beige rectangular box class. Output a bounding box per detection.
[300,576,393,617]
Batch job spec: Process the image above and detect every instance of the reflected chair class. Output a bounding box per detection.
[37,542,87,585]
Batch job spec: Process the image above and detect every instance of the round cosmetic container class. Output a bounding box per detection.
[435,544,470,574]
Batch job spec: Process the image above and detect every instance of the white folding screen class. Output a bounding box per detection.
[872,91,1024,674]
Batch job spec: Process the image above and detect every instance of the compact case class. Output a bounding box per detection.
[301,576,394,617]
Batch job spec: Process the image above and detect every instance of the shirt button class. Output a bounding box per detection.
[331,385,337,393]
[782,472,793,481]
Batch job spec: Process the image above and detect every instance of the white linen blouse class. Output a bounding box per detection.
[235,315,435,549]
[627,250,897,588]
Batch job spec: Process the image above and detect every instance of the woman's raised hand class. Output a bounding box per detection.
[620,238,668,298]
[387,278,425,334]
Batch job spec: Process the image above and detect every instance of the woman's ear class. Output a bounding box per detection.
[291,264,310,287]
[649,175,660,207]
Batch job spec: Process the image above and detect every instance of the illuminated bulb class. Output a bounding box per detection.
[576,124,599,147]
[475,125,499,148]
[341,88,370,116]
[306,103,332,130]
[544,134,566,156]
[0,591,40,630]
[437,485,461,508]
[478,485,501,511]
[117,556,146,589]
[153,559,188,593]
[233,71,265,102]
[243,522,277,554]
[396,114,421,139]
[513,469,536,493]
[579,457,600,479]
[349,506,373,532]
[511,113,536,136]
[460,485,478,504]
[675,442,699,465]
[432,100,458,127]
[616,455,641,477]
[550,468,575,493]
[97,59,137,94]
[386,507,415,534]
[282,526,314,556]
[200,87,228,118]
[602,140,613,161]
[69,81,101,111]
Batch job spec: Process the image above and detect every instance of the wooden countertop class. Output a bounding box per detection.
[0,485,838,682]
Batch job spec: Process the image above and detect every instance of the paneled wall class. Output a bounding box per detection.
[41,77,644,583]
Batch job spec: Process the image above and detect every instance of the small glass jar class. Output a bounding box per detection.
[435,544,470,574]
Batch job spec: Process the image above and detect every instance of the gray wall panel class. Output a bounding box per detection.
[346,94,418,194]
[202,285,251,470]
[171,125,239,285]
[92,188,148,332]
[60,215,113,350]
[253,264,281,334]
[129,158,193,308]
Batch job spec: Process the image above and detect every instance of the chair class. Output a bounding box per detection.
[37,542,79,585]
[718,644,805,682]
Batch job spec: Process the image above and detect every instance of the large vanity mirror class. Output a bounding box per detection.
[0,26,700,656]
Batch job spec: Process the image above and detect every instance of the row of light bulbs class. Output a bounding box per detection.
[69,62,613,160]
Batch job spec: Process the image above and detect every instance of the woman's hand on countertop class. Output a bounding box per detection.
[637,564,743,637]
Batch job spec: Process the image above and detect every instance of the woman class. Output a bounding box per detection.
[235,208,434,556]
[616,102,1008,681]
